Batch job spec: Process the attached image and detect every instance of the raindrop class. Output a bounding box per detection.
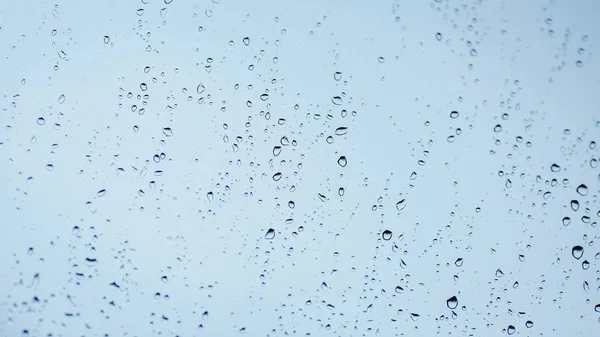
[335,127,348,136]
[273,172,282,181]
[450,111,459,119]
[562,217,571,226]
[242,37,250,46]
[260,93,269,101]
[377,56,385,63]
[103,36,110,44]
[97,189,106,197]
[338,187,345,196]
[576,184,588,196]
[495,269,504,277]
[161,276,168,283]
[493,124,502,132]
[331,96,342,105]
[37,117,45,125]
[550,164,560,172]
[273,146,282,156]
[455,258,463,267]
[570,200,579,211]
[436,32,442,41]
[58,94,66,104]
[396,199,406,212]
[162,127,173,137]
[382,230,392,241]
[446,296,458,310]
[140,83,147,91]
[337,156,347,167]
[265,228,275,239]
[525,321,533,328]
[394,286,404,293]
[206,192,214,202]
[197,84,206,94]
[582,260,590,270]
[595,304,600,312]
[507,325,516,335]
[572,245,584,259]
[333,72,342,81]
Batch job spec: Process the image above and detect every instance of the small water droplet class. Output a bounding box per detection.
[37,117,45,125]
[450,111,459,119]
[382,230,392,241]
[446,296,458,309]
[331,96,342,105]
[455,258,463,267]
[333,72,342,81]
[273,172,282,181]
[582,260,590,270]
[493,124,502,132]
[562,217,571,226]
[377,56,385,63]
[394,286,404,293]
[162,127,173,137]
[550,164,560,172]
[572,245,584,259]
[97,189,106,197]
[436,32,442,41]
[337,156,347,167]
[58,94,66,104]
[273,146,282,156]
[140,83,147,91]
[265,228,275,239]
[242,37,250,46]
[507,325,516,335]
[103,36,110,44]
[161,276,168,283]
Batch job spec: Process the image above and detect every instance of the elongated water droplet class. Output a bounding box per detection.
[455,258,463,267]
[273,172,282,181]
[571,200,579,211]
[450,111,459,119]
[273,146,282,156]
[97,189,106,197]
[331,96,342,105]
[335,127,348,136]
[572,245,584,259]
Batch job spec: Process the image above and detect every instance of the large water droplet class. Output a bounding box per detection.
[455,258,463,267]
[331,96,342,105]
[572,245,584,259]
[562,217,571,226]
[242,37,250,46]
[450,111,459,119]
[273,172,282,181]
[550,164,561,172]
[337,156,347,167]
[446,296,458,309]
[265,228,275,239]
[382,230,392,241]
[273,146,282,156]
[570,200,579,211]
[335,127,348,136]
[525,321,533,328]
[507,325,516,335]
[576,184,588,196]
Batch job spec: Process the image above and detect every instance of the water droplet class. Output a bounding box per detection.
[570,200,579,211]
[333,71,342,81]
[140,83,147,91]
[335,127,348,136]
[27,247,34,255]
[273,146,282,156]
[161,276,168,283]
[97,189,106,197]
[551,164,560,172]
[582,260,590,270]
[410,313,420,321]
[436,32,442,41]
[470,48,478,57]
[265,228,275,239]
[338,187,345,196]
[260,93,269,101]
[595,304,600,312]
[382,230,392,240]
[337,156,347,167]
[58,94,66,104]
[197,83,206,94]
[450,111,459,119]
[273,172,282,181]
[103,36,110,44]
[495,269,504,277]
[206,192,214,202]
[242,37,250,46]
[326,136,334,144]
[331,96,342,105]
[396,199,406,212]
[455,258,463,267]
[37,117,45,125]
[562,217,571,226]
[505,179,512,188]
[377,56,385,63]
[493,124,502,132]
[394,286,404,293]
[572,245,584,259]
[576,60,583,67]
[136,8,145,16]
[446,296,458,309]
[162,127,173,137]
[576,184,588,196]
